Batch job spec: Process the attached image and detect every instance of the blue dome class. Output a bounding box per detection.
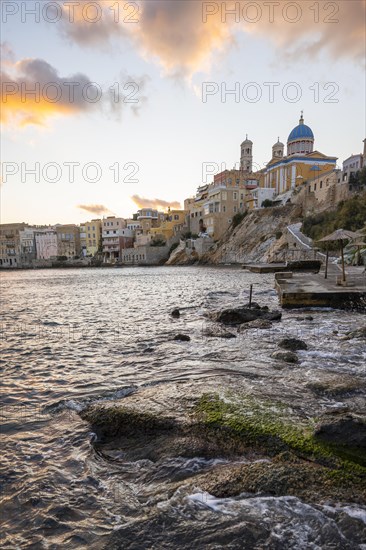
[288,123,314,142]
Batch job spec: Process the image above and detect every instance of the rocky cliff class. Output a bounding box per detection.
[200,204,303,265]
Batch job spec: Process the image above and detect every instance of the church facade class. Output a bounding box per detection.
[261,113,338,194]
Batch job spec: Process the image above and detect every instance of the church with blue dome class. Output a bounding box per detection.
[262,112,337,194]
[287,112,314,156]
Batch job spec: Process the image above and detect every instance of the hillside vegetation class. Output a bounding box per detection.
[303,192,366,241]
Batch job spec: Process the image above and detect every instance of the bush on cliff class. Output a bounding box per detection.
[302,192,366,241]
[231,211,247,229]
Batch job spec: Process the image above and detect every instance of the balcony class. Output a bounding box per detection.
[103,240,119,246]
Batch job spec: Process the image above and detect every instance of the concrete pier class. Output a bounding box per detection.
[243,263,286,273]
[244,260,321,274]
[275,265,366,311]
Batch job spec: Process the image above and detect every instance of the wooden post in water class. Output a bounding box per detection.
[340,240,346,283]
[249,284,253,308]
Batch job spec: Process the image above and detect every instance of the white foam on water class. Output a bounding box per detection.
[188,492,237,516]
[337,505,366,525]
[186,493,353,548]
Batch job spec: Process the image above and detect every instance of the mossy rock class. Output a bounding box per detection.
[198,452,366,505]
[81,406,177,440]
[307,379,365,397]
[194,393,366,472]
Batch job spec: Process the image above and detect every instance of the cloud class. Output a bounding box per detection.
[77,204,112,215]
[1,41,15,64]
[1,47,149,127]
[57,0,130,47]
[1,55,99,126]
[131,195,182,210]
[56,0,365,77]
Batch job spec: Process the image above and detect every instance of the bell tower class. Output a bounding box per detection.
[272,138,284,159]
[240,135,253,172]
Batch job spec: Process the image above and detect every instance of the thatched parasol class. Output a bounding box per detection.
[317,229,359,282]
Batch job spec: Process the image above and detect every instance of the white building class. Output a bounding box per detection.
[251,188,276,208]
[35,230,58,260]
[342,154,364,182]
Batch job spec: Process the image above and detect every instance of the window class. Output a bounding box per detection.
[320,181,323,189]
[223,206,226,212]
[233,192,237,200]
[174,215,179,220]
[234,206,237,213]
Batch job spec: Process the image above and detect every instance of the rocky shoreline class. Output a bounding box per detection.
[79,302,366,513]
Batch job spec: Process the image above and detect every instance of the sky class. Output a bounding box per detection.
[1,0,365,225]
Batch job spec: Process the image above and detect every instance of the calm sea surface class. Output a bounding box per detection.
[1,267,365,549]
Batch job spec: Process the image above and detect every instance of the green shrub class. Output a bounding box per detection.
[150,239,166,247]
[169,242,179,254]
[303,192,366,243]
[232,212,247,229]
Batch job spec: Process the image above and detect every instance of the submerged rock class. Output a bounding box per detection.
[307,377,365,397]
[239,319,272,331]
[314,415,366,449]
[278,338,308,351]
[202,328,236,339]
[198,453,366,505]
[341,326,366,340]
[296,315,314,321]
[171,308,180,318]
[271,350,299,364]
[212,306,282,326]
[173,334,191,342]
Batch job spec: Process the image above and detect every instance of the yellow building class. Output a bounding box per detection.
[262,114,337,194]
[85,219,102,256]
[202,171,259,239]
[149,209,187,241]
